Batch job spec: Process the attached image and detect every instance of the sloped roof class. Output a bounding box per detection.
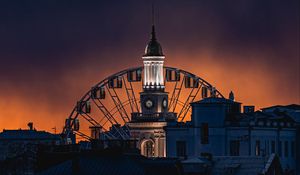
[191,97,241,105]
[262,104,300,111]
[181,157,209,164]
[212,154,282,175]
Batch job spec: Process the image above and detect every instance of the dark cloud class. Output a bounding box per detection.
[0,0,299,130]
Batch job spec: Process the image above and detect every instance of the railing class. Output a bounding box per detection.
[131,112,177,122]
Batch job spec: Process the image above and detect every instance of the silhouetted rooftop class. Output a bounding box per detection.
[212,154,282,175]
[191,97,241,104]
[261,104,300,110]
[226,110,296,126]
[0,129,60,140]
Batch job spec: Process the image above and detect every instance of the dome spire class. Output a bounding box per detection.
[151,24,156,41]
[143,3,163,56]
[151,3,157,41]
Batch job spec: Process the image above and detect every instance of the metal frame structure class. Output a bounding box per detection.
[62,66,224,142]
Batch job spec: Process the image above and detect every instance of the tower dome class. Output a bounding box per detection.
[144,25,164,56]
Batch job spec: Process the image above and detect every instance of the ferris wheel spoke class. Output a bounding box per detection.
[105,84,130,123]
[100,128,117,139]
[92,98,129,139]
[88,97,114,129]
[168,75,185,113]
[92,98,119,125]
[180,82,203,122]
[177,79,203,121]
[98,115,108,125]
[101,118,110,128]
[79,113,99,127]
[109,100,132,116]
[73,130,92,140]
[122,76,140,113]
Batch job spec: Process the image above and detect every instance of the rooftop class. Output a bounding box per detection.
[191,97,241,105]
[0,129,60,140]
[261,104,300,111]
[212,154,282,175]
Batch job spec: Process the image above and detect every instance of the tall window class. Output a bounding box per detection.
[265,140,269,155]
[176,141,186,158]
[142,140,154,157]
[278,141,282,157]
[201,123,209,144]
[230,140,240,156]
[271,140,275,153]
[284,141,288,157]
[291,141,295,158]
[255,140,260,156]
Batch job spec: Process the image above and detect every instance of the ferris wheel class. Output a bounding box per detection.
[62,66,224,143]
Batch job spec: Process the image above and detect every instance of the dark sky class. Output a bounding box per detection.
[0,0,299,131]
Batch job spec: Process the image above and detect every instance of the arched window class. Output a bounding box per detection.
[141,140,154,157]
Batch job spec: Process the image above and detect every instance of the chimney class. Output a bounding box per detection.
[28,122,33,130]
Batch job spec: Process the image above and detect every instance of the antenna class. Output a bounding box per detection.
[150,2,157,40]
[152,3,155,26]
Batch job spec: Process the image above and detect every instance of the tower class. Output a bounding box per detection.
[127,19,176,158]
[140,25,169,116]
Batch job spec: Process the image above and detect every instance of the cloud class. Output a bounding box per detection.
[0,0,298,131]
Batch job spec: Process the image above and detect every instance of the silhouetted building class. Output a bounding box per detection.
[165,98,298,174]
[0,124,61,174]
[0,124,61,161]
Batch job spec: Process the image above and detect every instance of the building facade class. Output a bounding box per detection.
[165,98,299,174]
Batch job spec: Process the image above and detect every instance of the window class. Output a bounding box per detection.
[201,123,209,144]
[291,141,295,158]
[230,140,240,156]
[278,141,282,157]
[176,141,186,158]
[271,141,275,153]
[142,140,154,157]
[284,141,288,157]
[255,140,260,156]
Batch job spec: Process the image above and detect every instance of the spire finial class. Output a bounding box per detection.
[229,91,235,101]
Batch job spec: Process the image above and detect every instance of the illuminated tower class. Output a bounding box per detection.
[140,25,169,115]
[128,23,176,158]
[142,25,165,89]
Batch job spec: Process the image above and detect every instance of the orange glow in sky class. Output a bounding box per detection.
[0,51,298,133]
[0,1,299,134]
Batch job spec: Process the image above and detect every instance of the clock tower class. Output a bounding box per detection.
[128,23,176,158]
[140,25,169,116]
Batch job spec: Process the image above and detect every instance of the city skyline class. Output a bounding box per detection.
[0,0,299,132]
